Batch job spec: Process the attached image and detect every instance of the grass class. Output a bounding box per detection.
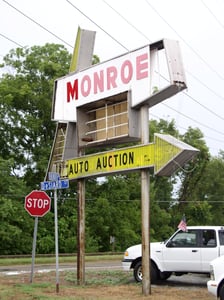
[65,269,131,285]
[0,269,214,300]
[0,255,214,299]
[0,269,134,299]
[0,254,123,266]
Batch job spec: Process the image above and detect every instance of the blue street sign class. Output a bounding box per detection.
[48,172,60,181]
[40,179,69,191]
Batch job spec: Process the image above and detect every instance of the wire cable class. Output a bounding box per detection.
[2,0,74,49]
[0,32,24,48]
[102,0,151,43]
[150,112,224,144]
[162,102,224,136]
[144,0,224,81]
[201,0,224,30]
[101,1,224,109]
[65,0,129,51]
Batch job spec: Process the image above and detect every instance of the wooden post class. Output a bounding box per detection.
[141,105,151,295]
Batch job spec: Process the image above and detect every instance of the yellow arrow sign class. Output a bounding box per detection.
[154,134,199,175]
[66,134,199,180]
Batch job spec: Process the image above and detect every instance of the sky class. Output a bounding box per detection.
[1,0,224,156]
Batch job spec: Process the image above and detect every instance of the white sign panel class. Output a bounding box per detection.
[52,45,150,122]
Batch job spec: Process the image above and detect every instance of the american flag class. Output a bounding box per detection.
[178,215,187,232]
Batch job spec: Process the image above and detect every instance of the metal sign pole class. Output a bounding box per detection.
[141,105,151,296]
[54,188,59,293]
[30,216,38,283]
[77,178,85,285]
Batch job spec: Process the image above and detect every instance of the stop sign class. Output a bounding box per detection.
[25,190,51,217]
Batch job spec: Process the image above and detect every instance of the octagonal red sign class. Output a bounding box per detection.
[25,190,51,217]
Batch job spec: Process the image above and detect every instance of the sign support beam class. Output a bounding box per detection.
[70,28,95,286]
[30,217,38,283]
[54,189,60,293]
[77,179,85,285]
[141,105,151,295]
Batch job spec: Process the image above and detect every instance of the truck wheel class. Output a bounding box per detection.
[133,261,142,282]
[220,283,224,300]
[151,261,159,283]
[160,271,172,281]
[133,261,159,283]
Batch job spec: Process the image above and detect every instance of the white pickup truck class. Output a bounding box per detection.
[122,226,224,283]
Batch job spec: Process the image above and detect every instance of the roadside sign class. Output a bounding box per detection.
[52,45,150,122]
[66,134,199,180]
[48,172,60,181]
[25,190,51,217]
[52,39,187,123]
[40,179,69,191]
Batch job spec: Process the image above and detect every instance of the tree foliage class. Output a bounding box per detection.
[0,44,71,188]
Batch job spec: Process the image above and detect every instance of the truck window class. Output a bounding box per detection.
[202,230,216,247]
[218,231,224,245]
[167,230,197,247]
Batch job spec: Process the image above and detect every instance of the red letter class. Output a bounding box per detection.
[107,66,117,90]
[121,60,133,84]
[81,75,91,97]
[67,80,78,102]
[94,70,104,94]
[136,53,148,80]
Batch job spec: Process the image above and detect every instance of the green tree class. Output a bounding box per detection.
[0,44,71,188]
[149,118,180,235]
[192,152,224,225]
[0,157,33,254]
[174,127,211,224]
[85,174,142,251]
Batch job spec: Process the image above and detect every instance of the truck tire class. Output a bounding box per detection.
[220,283,224,300]
[133,261,142,282]
[160,271,172,281]
[133,261,159,283]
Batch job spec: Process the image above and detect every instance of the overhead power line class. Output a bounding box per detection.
[201,0,224,30]
[102,0,151,43]
[65,0,129,51]
[150,112,224,144]
[162,102,224,136]
[0,32,23,48]
[101,1,224,111]
[144,0,224,82]
[2,0,74,49]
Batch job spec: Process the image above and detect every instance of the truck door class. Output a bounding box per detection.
[218,230,224,256]
[162,229,201,272]
[200,229,219,272]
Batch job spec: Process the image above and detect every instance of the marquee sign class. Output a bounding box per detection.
[52,39,187,122]
[52,45,150,122]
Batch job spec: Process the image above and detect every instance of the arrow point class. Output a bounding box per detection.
[154,134,199,176]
